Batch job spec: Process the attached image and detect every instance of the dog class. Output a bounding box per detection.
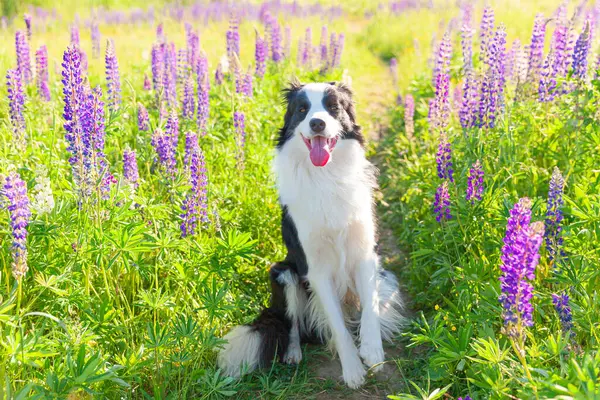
[217,80,403,388]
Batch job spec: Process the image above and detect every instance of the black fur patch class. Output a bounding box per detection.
[281,206,309,278]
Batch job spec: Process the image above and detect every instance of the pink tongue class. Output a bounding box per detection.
[309,136,330,167]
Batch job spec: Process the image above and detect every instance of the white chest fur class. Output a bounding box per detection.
[274,135,377,281]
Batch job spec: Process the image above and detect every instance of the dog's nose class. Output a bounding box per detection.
[309,118,326,133]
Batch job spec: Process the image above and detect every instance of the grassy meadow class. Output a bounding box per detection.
[1,0,599,399]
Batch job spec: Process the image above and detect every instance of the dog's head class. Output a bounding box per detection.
[277,80,363,167]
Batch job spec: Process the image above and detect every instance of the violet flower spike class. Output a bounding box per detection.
[123,148,140,188]
[572,23,591,80]
[15,31,32,84]
[552,292,573,332]
[180,142,209,237]
[182,75,195,120]
[137,103,149,131]
[35,45,51,101]
[498,198,544,332]
[105,39,122,111]
[255,31,267,78]
[466,160,484,204]
[6,68,26,147]
[545,167,565,262]
[234,111,246,165]
[433,181,451,222]
[436,135,454,182]
[2,172,32,280]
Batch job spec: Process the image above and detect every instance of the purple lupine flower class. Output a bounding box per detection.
[436,135,454,182]
[478,27,506,128]
[390,57,398,88]
[545,167,565,262]
[24,14,32,40]
[177,48,188,84]
[226,15,240,68]
[466,160,484,203]
[151,43,164,94]
[215,63,224,85]
[163,42,177,107]
[180,139,209,236]
[82,85,115,199]
[156,23,163,41]
[552,292,573,332]
[329,32,338,67]
[572,23,591,80]
[151,128,177,177]
[527,14,547,84]
[235,67,244,95]
[105,39,122,111]
[332,34,345,68]
[137,103,149,131]
[123,148,139,188]
[70,24,80,46]
[234,111,246,165]
[302,28,312,68]
[432,32,452,86]
[91,21,101,58]
[430,33,451,132]
[283,25,291,59]
[538,52,556,102]
[7,69,26,147]
[184,130,199,169]
[506,39,521,82]
[459,70,479,128]
[165,110,179,148]
[187,29,199,70]
[36,45,51,101]
[255,31,268,78]
[2,172,31,279]
[433,181,451,222]
[549,4,569,78]
[320,25,329,68]
[499,198,544,329]
[404,94,414,138]
[182,75,195,119]
[267,16,282,63]
[461,21,474,71]
[15,31,32,84]
[143,74,151,90]
[479,7,495,64]
[457,397,472,400]
[242,72,253,98]
[62,45,91,192]
[197,58,210,136]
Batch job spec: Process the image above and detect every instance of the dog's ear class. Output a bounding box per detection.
[282,77,303,104]
[331,82,357,123]
[330,81,354,99]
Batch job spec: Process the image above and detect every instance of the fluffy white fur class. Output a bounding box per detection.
[273,83,399,388]
[217,325,262,378]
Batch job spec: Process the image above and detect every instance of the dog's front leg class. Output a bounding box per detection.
[310,274,366,388]
[355,253,384,371]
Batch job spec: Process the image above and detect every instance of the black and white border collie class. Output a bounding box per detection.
[218,81,403,388]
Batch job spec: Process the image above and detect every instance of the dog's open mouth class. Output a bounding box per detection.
[301,134,338,167]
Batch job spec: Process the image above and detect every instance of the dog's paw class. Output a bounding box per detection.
[342,355,366,389]
[359,342,385,373]
[283,344,302,365]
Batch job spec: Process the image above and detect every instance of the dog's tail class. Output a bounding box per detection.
[378,269,405,341]
[217,263,296,378]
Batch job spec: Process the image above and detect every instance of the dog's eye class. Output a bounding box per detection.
[299,106,307,113]
[329,104,339,111]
